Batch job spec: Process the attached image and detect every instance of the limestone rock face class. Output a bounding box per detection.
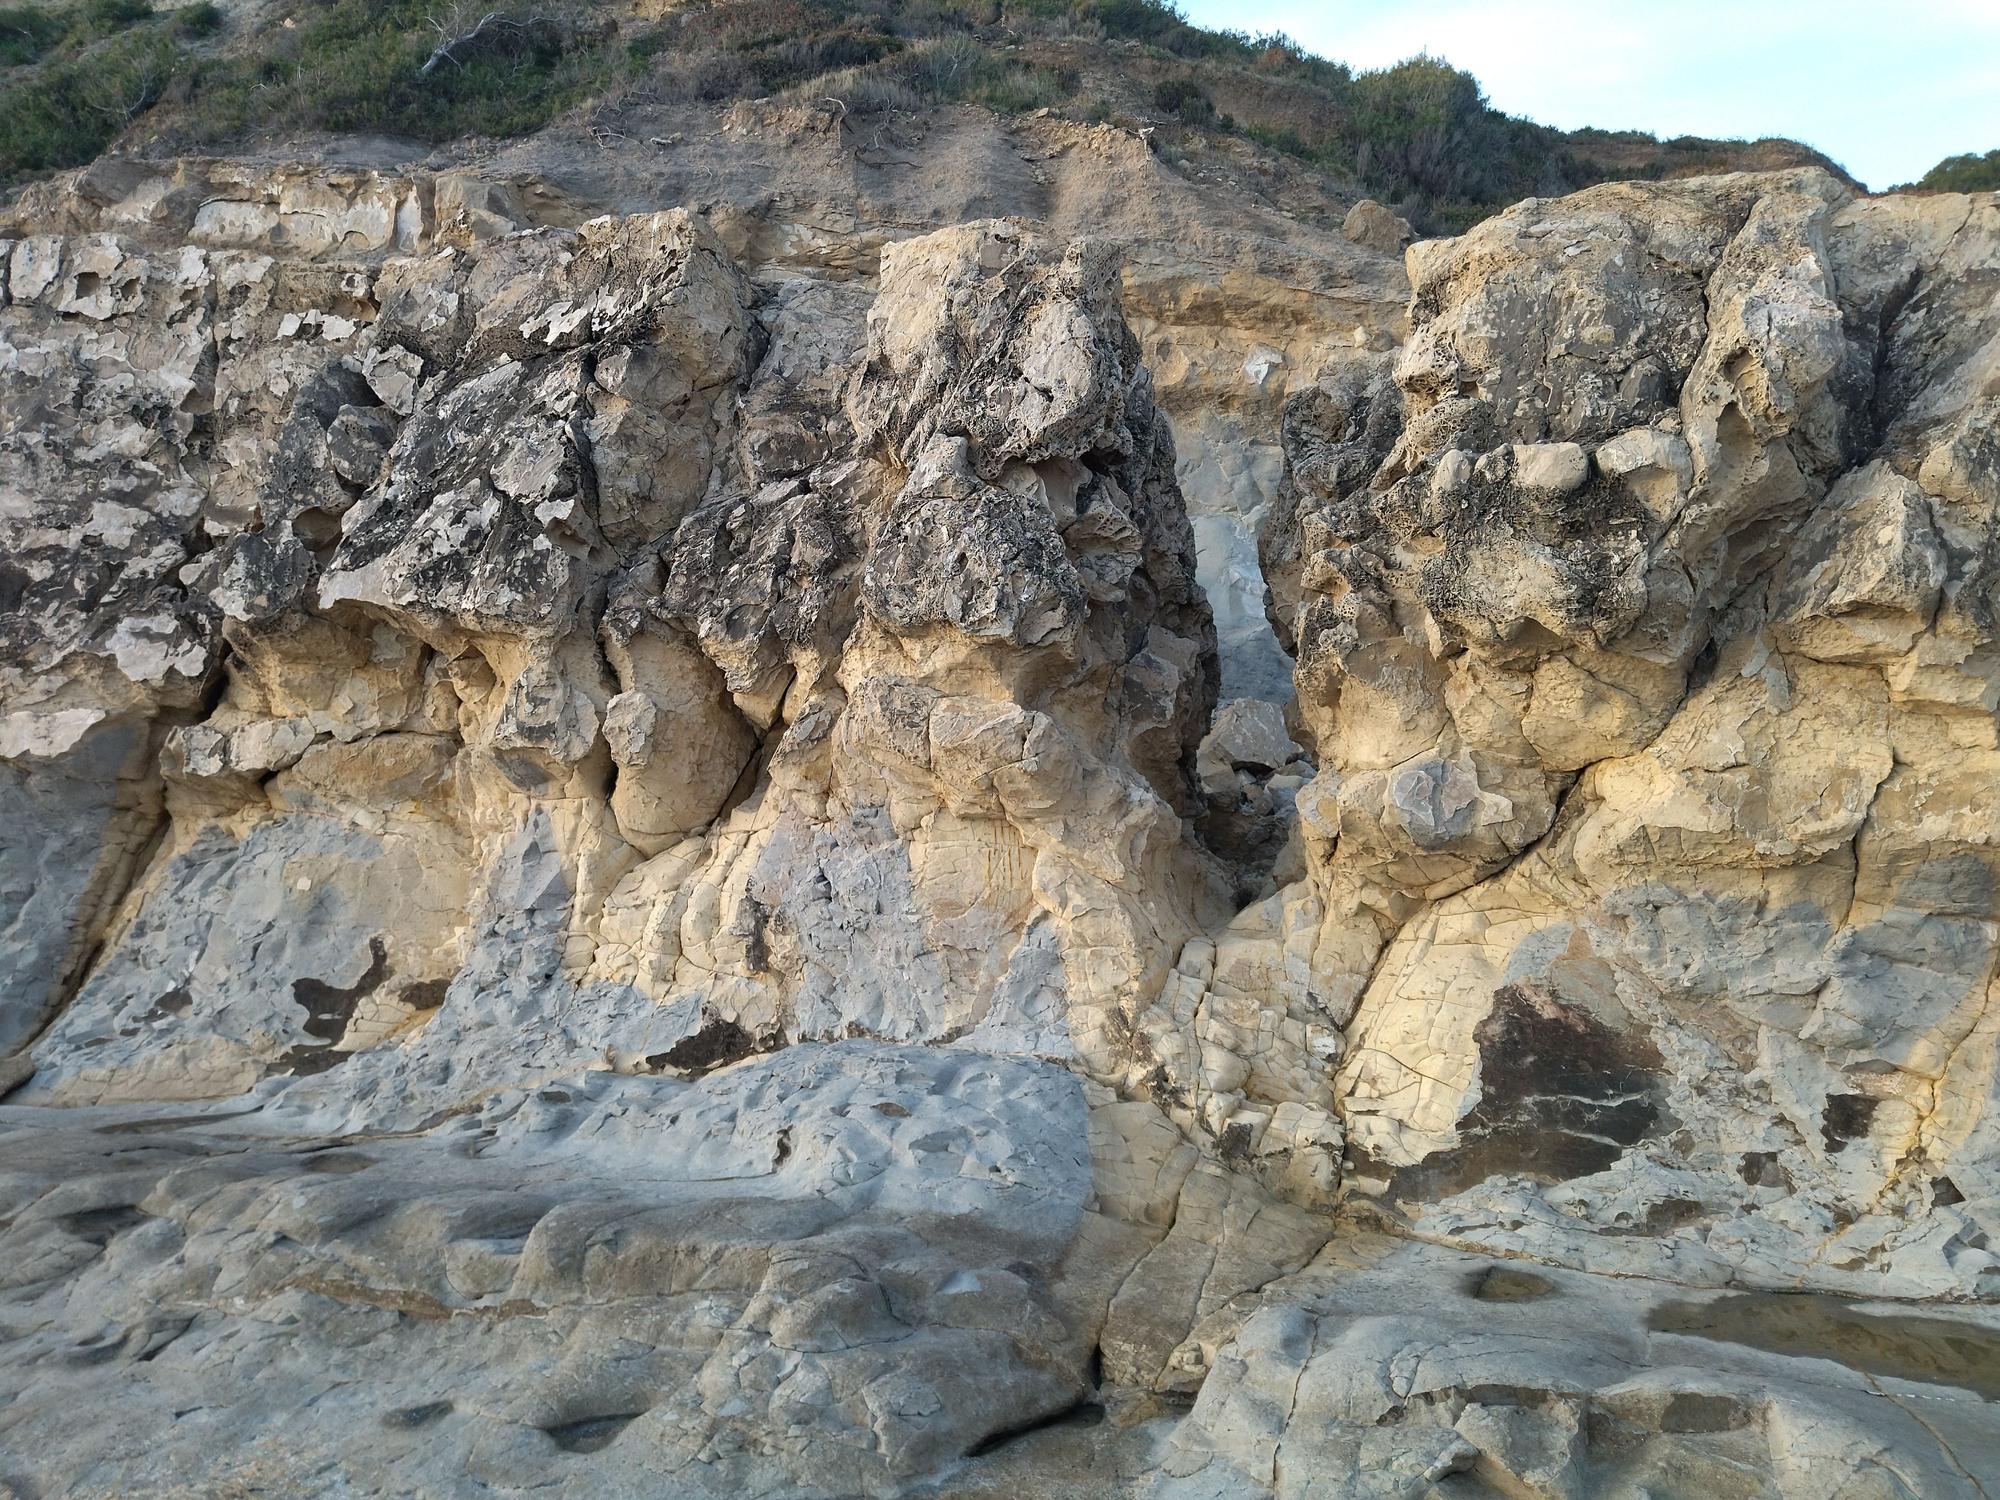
[5,157,2000,1498]
[1272,170,2000,1298]
[0,173,1315,1494]
[0,196,1243,1134]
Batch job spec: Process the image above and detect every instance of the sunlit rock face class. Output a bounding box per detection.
[1269,169,2000,1298]
[3,159,2000,1500]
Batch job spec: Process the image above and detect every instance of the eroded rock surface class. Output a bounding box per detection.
[1268,171,2000,1302]
[3,160,2000,1497]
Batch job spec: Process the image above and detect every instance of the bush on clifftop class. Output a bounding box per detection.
[1913,150,2000,193]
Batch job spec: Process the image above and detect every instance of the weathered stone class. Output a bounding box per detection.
[1340,198,1414,256]
[3,149,2000,1500]
[1276,171,2000,1307]
[1511,440,1590,494]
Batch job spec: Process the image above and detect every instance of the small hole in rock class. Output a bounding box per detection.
[1468,1265,1555,1302]
[384,1400,454,1429]
[544,1412,643,1454]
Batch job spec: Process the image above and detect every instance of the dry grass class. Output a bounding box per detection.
[2,0,1860,228]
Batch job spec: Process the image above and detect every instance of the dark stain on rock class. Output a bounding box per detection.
[544,1412,644,1454]
[740,895,772,974]
[60,1205,147,1245]
[66,1330,127,1366]
[397,977,451,1014]
[1418,465,1659,647]
[1382,982,1666,1202]
[1650,1293,2000,1401]
[278,938,389,1076]
[92,1107,261,1135]
[1821,1093,1880,1153]
[1216,1119,1257,1163]
[1601,1195,1707,1237]
[0,560,30,614]
[134,1315,195,1363]
[1739,1150,1791,1189]
[1468,1265,1555,1302]
[139,986,192,1023]
[384,1400,454,1430]
[964,1396,1106,1458]
[1660,1392,1753,1434]
[645,1017,762,1077]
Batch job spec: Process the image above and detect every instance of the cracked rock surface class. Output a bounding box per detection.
[1270,171,2000,1303]
[3,158,2000,1497]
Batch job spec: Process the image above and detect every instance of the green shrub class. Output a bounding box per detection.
[0,0,154,66]
[1151,74,1210,125]
[1079,0,1181,42]
[0,0,1859,231]
[1348,55,1487,198]
[648,48,760,102]
[742,26,899,92]
[0,4,71,65]
[793,30,1070,116]
[175,1,223,38]
[166,0,619,145]
[1153,18,1252,61]
[1001,0,1069,20]
[0,30,178,180]
[1916,149,2000,193]
[82,0,152,29]
[1243,120,1311,159]
[890,36,1070,112]
[0,0,560,189]
[809,60,919,111]
[620,0,917,105]
[972,61,1066,112]
[898,32,980,97]
[1207,50,1609,229]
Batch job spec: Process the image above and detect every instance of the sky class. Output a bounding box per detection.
[1177,0,2000,190]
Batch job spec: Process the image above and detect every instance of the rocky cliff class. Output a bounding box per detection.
[2,155,1999,1499]
[1269,171,2000,1298]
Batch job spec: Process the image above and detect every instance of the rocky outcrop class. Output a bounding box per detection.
[1269,170,2000,1299]
[0,165,1333,1496]
[0,174,1242,1128]
[4,157,2000,1498]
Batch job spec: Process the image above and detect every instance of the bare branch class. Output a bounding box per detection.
[417,9,548,77]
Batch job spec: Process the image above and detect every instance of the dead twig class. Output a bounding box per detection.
[417,8,546,78]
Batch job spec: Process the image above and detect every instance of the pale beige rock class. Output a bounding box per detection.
[1511,440,1589,493]
[1340,198,1414,256]
[1275,172,2000,1301]
[4,149,2000,1499]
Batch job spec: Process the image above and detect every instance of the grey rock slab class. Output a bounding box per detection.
[0,1043,1108,1499]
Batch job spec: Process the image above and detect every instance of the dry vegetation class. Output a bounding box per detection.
[1,0,1867,230]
